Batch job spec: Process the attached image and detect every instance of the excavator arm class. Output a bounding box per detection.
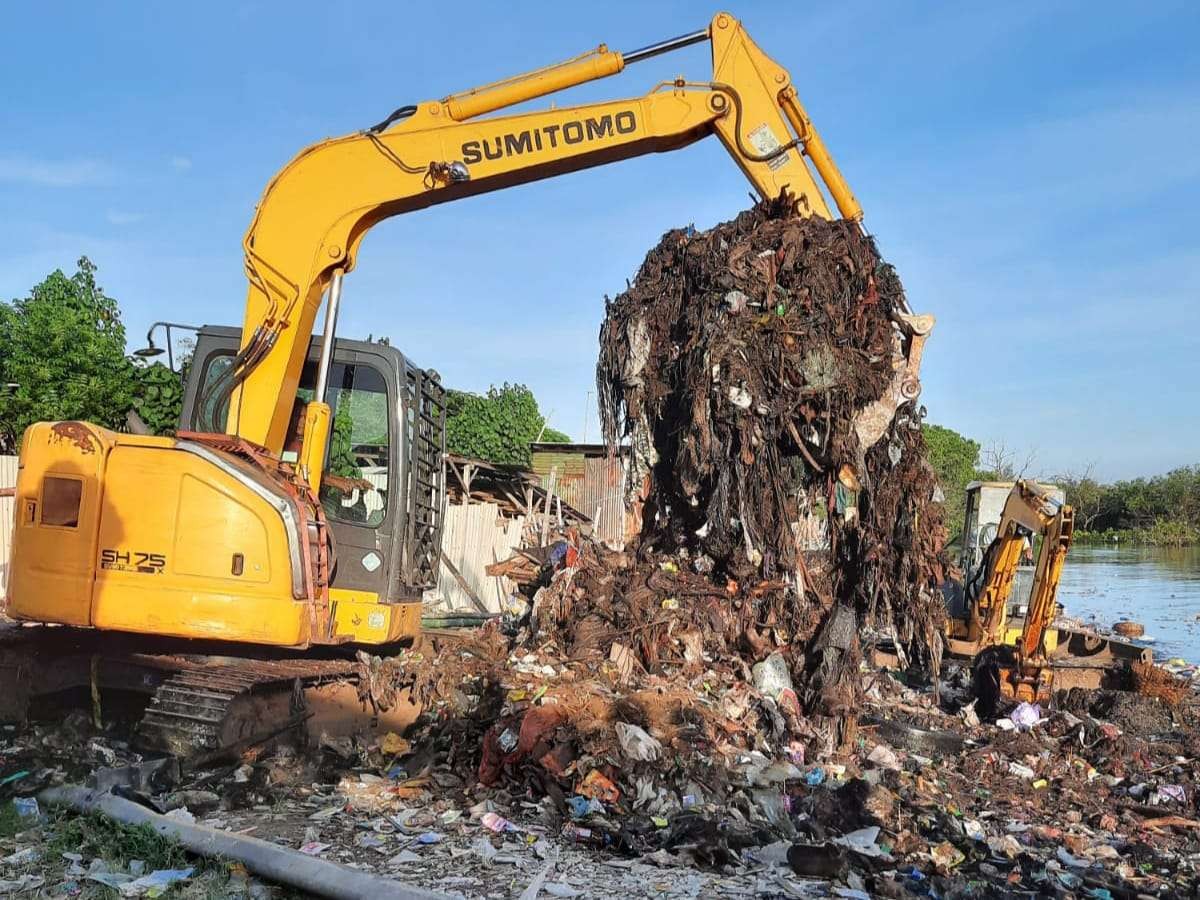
[218,12,865,475]
[967,480,1075,706]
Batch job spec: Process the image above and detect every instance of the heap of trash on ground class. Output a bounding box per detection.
[4,202,1200,898]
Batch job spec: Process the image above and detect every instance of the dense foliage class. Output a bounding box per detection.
[131,362,185,435]
[921,423,981,540]
[445,383,568,467]
[0,258,137,448]
[1061,466,1200,545]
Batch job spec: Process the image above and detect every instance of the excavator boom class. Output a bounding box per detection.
[222,12,863,465]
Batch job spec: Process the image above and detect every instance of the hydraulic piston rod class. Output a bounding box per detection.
[313,268,344,405]
[622,28,709,64]
[298,268,344,491]
[443,25,710,123]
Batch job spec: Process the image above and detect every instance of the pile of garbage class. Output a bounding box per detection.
[339,637,1200,897]
[7,645,1200,898]
[594,200,944,734]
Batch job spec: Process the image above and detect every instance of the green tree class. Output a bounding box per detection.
[540,427,571,443]
[0,258,136,447]
[921,423,981,540]
[131,362,185,435]
[445,383,568,467]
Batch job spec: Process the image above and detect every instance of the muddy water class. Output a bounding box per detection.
[1057,545,1200,664]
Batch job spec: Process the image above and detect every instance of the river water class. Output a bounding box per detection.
[1056,545,1200,665]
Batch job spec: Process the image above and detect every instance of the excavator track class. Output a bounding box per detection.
[136,658,357,759]
[0,624,360,760]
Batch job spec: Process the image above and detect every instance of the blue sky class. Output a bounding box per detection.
[1,1,1196,480]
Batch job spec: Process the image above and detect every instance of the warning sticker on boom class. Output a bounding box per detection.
[747,124,791,172]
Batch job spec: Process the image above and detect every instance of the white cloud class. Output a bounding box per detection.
[106,210,144,226]
[0,156,112,188]
[170,156,192,171]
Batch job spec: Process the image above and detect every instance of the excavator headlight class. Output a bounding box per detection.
[448,161,470,183]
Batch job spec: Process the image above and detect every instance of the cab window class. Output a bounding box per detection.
[194,351,390,529]
[194,353,234,431]
[314,362,389,528]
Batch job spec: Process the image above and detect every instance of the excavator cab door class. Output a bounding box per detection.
[180,326,446,616]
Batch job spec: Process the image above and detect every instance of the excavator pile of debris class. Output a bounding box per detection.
[580,199,944,734]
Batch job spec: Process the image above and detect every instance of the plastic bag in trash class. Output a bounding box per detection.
[615,722,662,761]
[1009,702,1042,731]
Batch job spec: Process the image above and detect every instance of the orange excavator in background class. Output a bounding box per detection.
[947,481,1075,712]
[1,13,932,757]
[947,480,1154,718]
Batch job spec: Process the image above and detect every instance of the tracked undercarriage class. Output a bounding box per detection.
[0,624,368,762]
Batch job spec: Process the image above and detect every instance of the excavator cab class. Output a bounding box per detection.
[180,325,447,614]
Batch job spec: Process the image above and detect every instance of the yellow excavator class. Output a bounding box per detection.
[947,481,1074,709]
[948,481,1152,715]
[2,13,927,755]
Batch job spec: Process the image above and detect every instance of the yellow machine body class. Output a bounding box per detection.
[6,12,899,651]
[9,422,307,644]
[7,422,412,647]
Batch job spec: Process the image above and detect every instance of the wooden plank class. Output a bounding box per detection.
[439,549,489,615]
[541,468,557,544]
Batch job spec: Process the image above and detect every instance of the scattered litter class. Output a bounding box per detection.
[0,875,45,892]
[1008,762,1036,779]
[1010,702,1043,731]
[2,848,38,865]
[481,812,518,833]
[866,744,900,770]
[929,840,965,870]
[1156,784,1187,804]
[518,848,559,900]
[12,797,39,820]
[120,868,193,897]
[832,827,891,859]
